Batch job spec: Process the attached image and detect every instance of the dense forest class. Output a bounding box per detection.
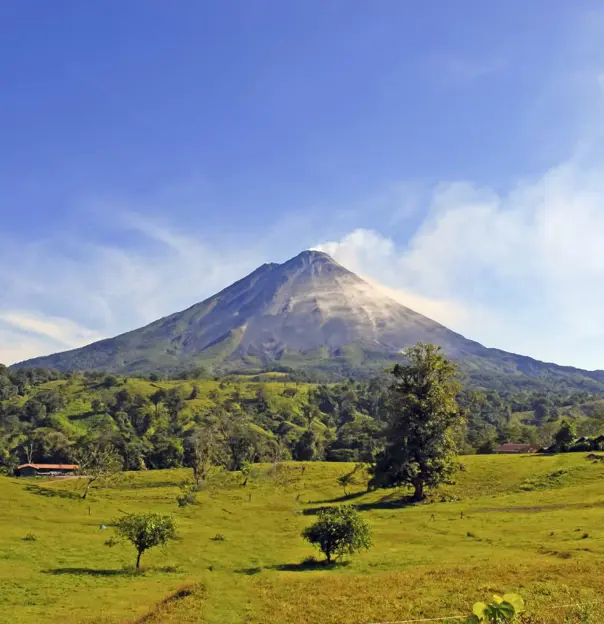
[2,361,604,474]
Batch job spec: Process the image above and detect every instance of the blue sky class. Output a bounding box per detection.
[2,1,604,368]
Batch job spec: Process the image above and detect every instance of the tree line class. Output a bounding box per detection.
[2,349,603,477]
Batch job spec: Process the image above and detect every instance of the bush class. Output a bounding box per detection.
[23,533,37,542]
[176,484,198,507]
[302,505,371,563]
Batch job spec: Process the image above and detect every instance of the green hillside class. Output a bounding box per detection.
[3,455,604,623]
[4,364,604,474]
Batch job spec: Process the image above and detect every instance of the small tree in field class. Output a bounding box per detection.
[337,471,355,496]
[302,505,371,563]
[113,513,177,569]
[337,463,365,496]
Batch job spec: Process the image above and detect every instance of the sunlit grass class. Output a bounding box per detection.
[3,454,604,623]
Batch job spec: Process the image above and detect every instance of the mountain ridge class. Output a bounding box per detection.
[12,250,604,392]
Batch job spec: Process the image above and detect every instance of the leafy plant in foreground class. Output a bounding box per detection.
[302,505,371,563]
[461,594,524,623]
[113,512,177,569]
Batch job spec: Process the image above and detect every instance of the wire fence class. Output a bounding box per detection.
[362,599,604,624]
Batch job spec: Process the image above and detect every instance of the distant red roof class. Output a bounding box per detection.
[494,444,539,453]
[16,463,79,470]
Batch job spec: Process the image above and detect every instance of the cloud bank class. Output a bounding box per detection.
[316,157,604,369]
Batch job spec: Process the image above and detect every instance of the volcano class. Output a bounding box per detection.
[14,250,604,391]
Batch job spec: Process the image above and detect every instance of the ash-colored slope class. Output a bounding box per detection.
[235,251,477,358]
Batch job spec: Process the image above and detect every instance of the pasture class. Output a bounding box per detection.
[3,453,604,623]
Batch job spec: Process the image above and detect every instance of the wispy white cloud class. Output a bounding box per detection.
[0,312,102,349]
[0,215,270,364]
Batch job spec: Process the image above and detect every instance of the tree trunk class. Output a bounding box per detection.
[82,479,92,500]
[412,479,424,501]
[136,550,142,569]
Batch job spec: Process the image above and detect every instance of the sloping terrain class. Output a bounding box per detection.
[14,250,604,392]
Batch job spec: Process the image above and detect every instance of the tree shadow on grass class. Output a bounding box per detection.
[307,491,367,505]
[271,560,350,572]
[25,484,81,500]
[42,567,136,577]
[303,494,416,515]
[42,565,181,576]
[235,560,350,575]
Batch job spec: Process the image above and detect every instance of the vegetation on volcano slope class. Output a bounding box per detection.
[3,455,604,623]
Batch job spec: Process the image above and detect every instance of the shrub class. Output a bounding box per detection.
[176,484,198,507]
[23,533,37,542]
[302,505,371,563]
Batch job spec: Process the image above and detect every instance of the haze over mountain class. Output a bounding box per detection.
[14,251,604,392]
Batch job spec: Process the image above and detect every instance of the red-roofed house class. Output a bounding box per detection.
[15,463,79,477]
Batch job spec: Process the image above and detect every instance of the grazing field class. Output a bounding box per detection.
[3,454,604,624]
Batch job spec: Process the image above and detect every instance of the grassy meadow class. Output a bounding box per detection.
[3,454,604,624]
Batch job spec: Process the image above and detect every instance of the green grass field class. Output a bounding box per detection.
[3,454,604,624]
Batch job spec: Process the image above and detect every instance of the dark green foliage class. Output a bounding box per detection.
[102,375,120,388]
[91,398,104,413]
[226,424,257,471]
[302,505,372,563]
[113,512,177,569]
[293,429,318,461]
[370,344,463,500]
[164,388,186,420]
[553,420,576,452]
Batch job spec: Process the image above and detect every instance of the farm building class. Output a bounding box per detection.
[493,443,540,454]
[14,463,79,477]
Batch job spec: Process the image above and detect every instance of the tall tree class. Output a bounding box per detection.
[370,343,463,501]
[183,425,222,488]
[553,420,576,452]
[74,443,123,499]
